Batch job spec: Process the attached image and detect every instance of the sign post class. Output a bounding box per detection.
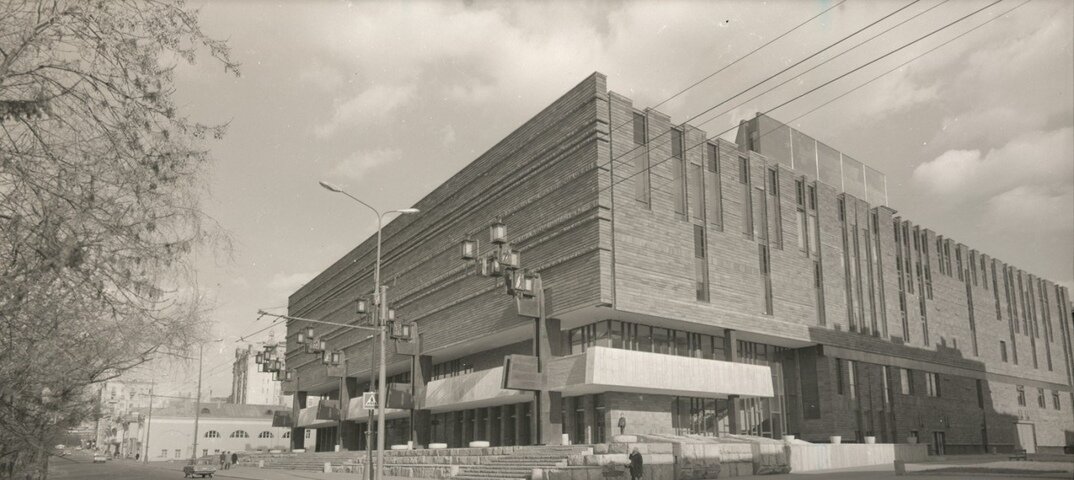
[362,392,377,410]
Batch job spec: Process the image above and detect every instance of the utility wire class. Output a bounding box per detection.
[599,0,923,172]
[753,0,1032,150]
[649,0,848,112]
[601,0,1005,195]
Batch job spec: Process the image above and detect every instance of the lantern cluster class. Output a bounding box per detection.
[460,220,537,297]
[296,326,327,354]
[255,344,292,381]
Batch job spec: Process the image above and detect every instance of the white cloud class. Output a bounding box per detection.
[913,127,1074,199]
[268,272,315,293]
[298,60,346,91]
[331,148,402,181]
[984,185,1074,234]
[313,84,415,138]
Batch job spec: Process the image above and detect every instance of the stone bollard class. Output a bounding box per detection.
[829,436,842,445]
[894,460,906,476]
[258,460,264,468]
[323,462,331,473]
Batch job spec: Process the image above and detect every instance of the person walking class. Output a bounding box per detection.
[230,451,238,469]
[224,451,231,470]
[628,447,644,480]
[219,451,226,469]
[617,414,627,435]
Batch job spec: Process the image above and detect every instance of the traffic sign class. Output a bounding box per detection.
[362,392,377,409]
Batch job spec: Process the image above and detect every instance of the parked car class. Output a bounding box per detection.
[92,453,107,464]
[182,458,217,478]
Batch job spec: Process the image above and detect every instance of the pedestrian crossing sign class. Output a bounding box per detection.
[362,392,377,409]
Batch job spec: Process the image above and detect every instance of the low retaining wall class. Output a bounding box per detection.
[787,443,927,472]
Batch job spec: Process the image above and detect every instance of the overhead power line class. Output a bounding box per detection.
[600,0,924,172]
[601,0,1005,195]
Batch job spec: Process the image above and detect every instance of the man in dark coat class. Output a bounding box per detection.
[618,415,627,435]
[230,452,238,468]
[218,451,226,468]
[628,447,643,480]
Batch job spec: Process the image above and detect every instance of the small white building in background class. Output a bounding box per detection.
[232,343,291,407]
[136,401,310,461]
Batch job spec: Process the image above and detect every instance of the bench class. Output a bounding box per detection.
[1008,449,1027,461]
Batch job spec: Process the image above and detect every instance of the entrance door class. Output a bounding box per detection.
[1015,423,1037,454]
[932,431,946,455]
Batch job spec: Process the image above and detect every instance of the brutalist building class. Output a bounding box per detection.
[283,73,1074,455]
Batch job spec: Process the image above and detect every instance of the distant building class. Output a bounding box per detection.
[93,379,168,456]
[232,343,290,406]
[136,401,296,461]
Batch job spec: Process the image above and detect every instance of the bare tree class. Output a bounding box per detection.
[0,1,238,477]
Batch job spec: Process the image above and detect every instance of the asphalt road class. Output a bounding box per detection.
[49,453,185,480]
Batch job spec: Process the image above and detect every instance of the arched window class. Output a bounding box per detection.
[282,431,290,439]
[204,430,220,438]
[257,431,273,439]
[229,430,249,438]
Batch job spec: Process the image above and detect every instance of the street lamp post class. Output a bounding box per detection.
[318,180,418,480]
[191,339,223,463]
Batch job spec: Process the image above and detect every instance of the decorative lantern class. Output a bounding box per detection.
[318,338,327,352]
[321,350,331,365]
[285,370,294,381]
[330,351,342,366]
[487,256,502,276]
[460,238,478,261]
[489,221,507,245]
[395,323,413,340]
[501,250,520,270]
[386,309,396,322]
[255,352,264,364]
[296,331,306,345]
[356,298,369,315]
[272,370,281,381]
[305,326,314,341]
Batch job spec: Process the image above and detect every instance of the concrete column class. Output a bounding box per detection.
[291,391,308,450]
[560,396,574,444]
[727,395,740,435]
[462,410,472,445]
[583,395,596,445]
[499,405,511,446]
[514,403,526,446]
[411,354,432,448]
[342,377,361,450]
[446,411,458,448]
[724,329,739,362]
[486,407,497,444]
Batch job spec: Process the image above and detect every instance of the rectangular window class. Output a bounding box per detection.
[900,368,913,395]
[847,360,857,400]
[814,260,826,325]
[1016,385,1026,406]
[690,163,705,222]
[671,128,683,158]
[768,168,782,248]
[738,156,749,183]
[1000,341,1008,362]
[672,152,686,217]
[976,379,985,409]
[759,244,773,315]
[1037,388,1046,408]
[796,179,805,206]
[632,112,647,145]
[925,372,940,397]
[943,242,952,276]
[992,262,1002,320]
[836,359,845,395]
[707,143,724,229]
[956,245,964,280]
[970,251,978,285]
[882,366,892,404]
[797,210,808,252]
[1054,391,1062,410]
[694,225,709,302]
[706,142,718,172]
[633,112,650,206]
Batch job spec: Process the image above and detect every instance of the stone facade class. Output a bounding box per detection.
[285,72,1074,454]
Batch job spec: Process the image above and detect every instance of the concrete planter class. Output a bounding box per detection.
[782,435,796,442]
[829,436,842,445]
[429,443,447,449]
[864,436,876,444]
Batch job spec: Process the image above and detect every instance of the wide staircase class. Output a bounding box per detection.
[453,445,593,480]
[238,444,593,479]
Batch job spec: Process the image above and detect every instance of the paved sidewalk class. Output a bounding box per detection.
[144,460,413,480]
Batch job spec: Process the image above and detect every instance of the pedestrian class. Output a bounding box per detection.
[219,451,226,468]
[135,453,140,461]
[231,451,238,469]
[224,451,232,470]
[618,414,627,435]
[628,447,644,480]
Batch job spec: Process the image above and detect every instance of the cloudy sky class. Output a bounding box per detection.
[149,0,1073,397]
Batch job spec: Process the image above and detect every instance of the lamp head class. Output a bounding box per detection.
[318,181,343,193]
